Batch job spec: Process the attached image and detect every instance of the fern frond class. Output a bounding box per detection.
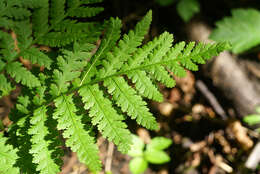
[0,74,13,97]
[80,17,122,85]
[6,62,40,87]
[13,20,33,50]
[51,46,90,95]
[20,47,53,69]
[37,32,88,47]
[98,10,152,78]
[28,106,61,174]
[8,115,37,173]
[146,65,176,87]
[104,76,158,130]
[5,7,31,20]
[79,84,132,153]
[68,7,104,18]
[0,17,13,29]
[16,96,30,115]
[32,0,49,38]
[0,4,229,173]
[125,32,175,89]
[53,94,102,172]
[127,70,163,101]
[54,20,99,33]
[31,0,103,47]
[50,0,65,25]
[21,0,44,8]
[67,0,103,18]
[0,133,20,174]
[0,31,17,62]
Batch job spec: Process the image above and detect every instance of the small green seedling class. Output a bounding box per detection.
[127,134,172,174]
[243,106,260,132]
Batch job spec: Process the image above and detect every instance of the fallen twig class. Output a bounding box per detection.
[105,141,114,173]
[196,80,227,120]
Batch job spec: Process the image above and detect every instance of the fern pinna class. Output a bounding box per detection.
[0,0,229,173]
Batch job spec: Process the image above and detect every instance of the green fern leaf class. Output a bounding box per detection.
[5,7,31,20]
[140,32,176,86]
[32,0,49,38]
[54,20,98,33]
[0,59,5,71]
[79,84,132,153]
[37,32,87,47]
[98,10,152,78]
[67,0,102,9]
[21,0,44,8]
[6,62,40,87]
[68,7,104,18]
[53,94,102,172]
[32,0,103,47]
[210,8,260,54]
[80,17,122,85]
[0,74,13,97]
[0,17,13,29]
[179,42,198,71]
[28,106,60,174]
[127,71,163,101]
[0,133,20,174]
[0,31,17,62]
[16,96,30,114]
[14,20,33,50]
[104,76,158,130]
[50,0,65,25]
[21,47,53,69]
[125,32,175,89]
[51,47,90,95]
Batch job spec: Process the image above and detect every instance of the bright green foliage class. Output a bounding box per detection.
[177,0,200,22]
[0,0,103,97]
[244,107,260,132]
[210,8,260,54]
[28,106,60,174]
[104,77,158,130]
[0,133,20,174]
[128,134,172,174]
[244,115,260,126]
[6,62,41,87]
[79,84,132,153]
[0,1,228,173]
[129,157,148,174]
[20,48,53,69]
[33,0,103,47]
[0,74,13,97]
[147,137,173,151]
[53,95,101,172]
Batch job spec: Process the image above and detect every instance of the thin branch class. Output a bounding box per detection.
[105,141,114,173]
[196,80,228,120]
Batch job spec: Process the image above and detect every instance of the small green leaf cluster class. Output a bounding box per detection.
[244,107,260,132]
[128,135,172,174]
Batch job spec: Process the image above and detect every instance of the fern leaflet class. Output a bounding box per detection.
[53,94,101,172]
[0,133,20,174]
